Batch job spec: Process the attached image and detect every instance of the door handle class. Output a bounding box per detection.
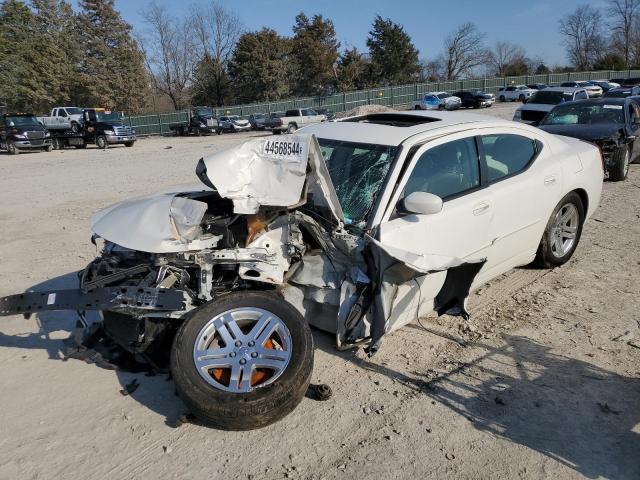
[544,175,556,186]
[473,202,490,215]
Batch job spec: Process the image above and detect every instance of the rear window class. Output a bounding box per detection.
[529,91,573,104]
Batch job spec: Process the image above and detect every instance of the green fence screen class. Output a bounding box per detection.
[125,69,640,135]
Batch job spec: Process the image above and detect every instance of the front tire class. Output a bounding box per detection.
[535,192,585,268]
[70,121,79,134]
[96,135,108,149]
[287,123,297,134]
[124,141,134,148]
[7,141,17,155]
[608,145,630,181]
[171,291,313,430]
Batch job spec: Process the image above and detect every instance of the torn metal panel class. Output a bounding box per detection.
[91,193,221,253]
[0,287,186,315]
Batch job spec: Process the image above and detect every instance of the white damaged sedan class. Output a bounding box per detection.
[0,111,603,430]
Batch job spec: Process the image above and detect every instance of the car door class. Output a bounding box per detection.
[477,129,561,281]
[626,100,640,160]
[376,134,493,327]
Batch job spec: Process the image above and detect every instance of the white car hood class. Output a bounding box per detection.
[91,134,344,253]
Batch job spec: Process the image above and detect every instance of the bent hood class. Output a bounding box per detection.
[539,123,623,141]
[196,133,344,223]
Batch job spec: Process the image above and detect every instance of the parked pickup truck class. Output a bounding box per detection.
[168,106,221,136]
[37,107,84,133]
[0,113,52,154]
[269,108,326,134]
[48,108,135,149]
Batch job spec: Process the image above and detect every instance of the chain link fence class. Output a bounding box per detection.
[125,69,640,136]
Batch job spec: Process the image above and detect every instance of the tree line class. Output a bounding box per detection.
[0,0,634,115]
[558,0,640,71]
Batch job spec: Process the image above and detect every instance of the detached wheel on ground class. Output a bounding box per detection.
[535,191,585,268]
[96,135,108,149]
[171,291,314,430]
[608,145,630,181]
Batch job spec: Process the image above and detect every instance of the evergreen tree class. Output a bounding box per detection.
[75,0,149,112]
[0,1,35,111]
[336,47,371,91]
[291,13,340,96]
[228,29,291,103]
[192,55,234,107]
[366,15,420,85]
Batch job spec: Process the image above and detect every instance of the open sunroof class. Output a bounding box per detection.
[341,113,441,127]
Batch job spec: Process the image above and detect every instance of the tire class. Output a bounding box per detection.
[70,121,79,134]
[96,135,107,149]
[499,95,505,102]
[7,141,17,155]
[45,144,53,152]
[171,291,313,430]
[287,123,297,134]
[535,192,585,268]
[518,94,525,102]
[272,130,282,135]
[414,105,421,110]
[51,138,59,150]
[124,141,134,148]
[608,145,630,181]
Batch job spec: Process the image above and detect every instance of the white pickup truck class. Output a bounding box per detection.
[270,108,326,134]
[37,107,84,132]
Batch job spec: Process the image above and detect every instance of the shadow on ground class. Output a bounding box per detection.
[315,328,640,480]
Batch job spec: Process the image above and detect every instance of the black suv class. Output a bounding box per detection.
[452,90,493,109]
[0,113,52,154]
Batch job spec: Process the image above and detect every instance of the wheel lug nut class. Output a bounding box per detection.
[248,341,255,347]
[229,352,236,357]
[239,358,247,365]
[234,340,242,347]
[251,352,258,358]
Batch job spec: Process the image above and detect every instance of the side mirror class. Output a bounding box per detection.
[400,191,443,215]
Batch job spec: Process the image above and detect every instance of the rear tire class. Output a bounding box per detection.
[287,123,297,134]
[535,192,585,268]
[518,94,525,102]
[171,291,313,430]
[414,105,421,110]
[608,145,630,181]
[499,95,506,102]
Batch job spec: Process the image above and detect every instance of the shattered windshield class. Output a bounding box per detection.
[541,104,625,125]
[317,138,397,227]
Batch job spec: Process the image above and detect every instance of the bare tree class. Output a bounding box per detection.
[142,2,195,110]
[440,23,488,80]
[488,41,528,77]
[559,5,604,70]
[190,1,243,105]
[608,0,640,67]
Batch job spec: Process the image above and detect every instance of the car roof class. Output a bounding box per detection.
[539,86,584,93]
[426,91,449,95]
[302,110,526,146]
[555,97,628,107]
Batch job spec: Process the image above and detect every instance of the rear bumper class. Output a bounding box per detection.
[0,286,186,316]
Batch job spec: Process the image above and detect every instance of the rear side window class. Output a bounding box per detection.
[404,137,480,199]
[285,110,300,116]
[481,134,537,182]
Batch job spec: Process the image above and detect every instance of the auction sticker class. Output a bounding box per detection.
[261,134,309,162]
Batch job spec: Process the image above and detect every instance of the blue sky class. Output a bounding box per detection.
[86,0,609,66]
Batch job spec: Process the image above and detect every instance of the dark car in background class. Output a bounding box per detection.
[0,113,51,154]
[452,90,494,108]
[249,113,267,130]
[527,83,549,90]
[590,80,620,92]
[315,108,335,120]
[538,97,640,181]
[616,77,640,87]
[265,111,286,129]
[604,86,640,98]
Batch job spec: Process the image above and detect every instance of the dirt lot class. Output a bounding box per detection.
[0,103,638,480]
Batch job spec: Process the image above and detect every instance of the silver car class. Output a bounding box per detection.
[411,92,461,111]
[219,116,251,132]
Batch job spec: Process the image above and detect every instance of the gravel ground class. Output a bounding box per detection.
[0,103,638,480]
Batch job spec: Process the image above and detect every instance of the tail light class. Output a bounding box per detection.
[274,118,283,126]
